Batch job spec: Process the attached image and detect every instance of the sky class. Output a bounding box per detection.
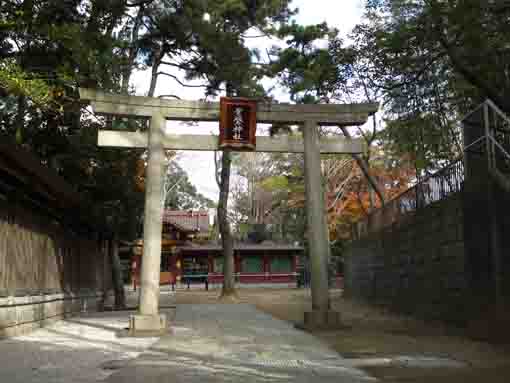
[130,0,366,202]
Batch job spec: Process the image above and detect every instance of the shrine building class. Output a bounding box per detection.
[130,210,303,289]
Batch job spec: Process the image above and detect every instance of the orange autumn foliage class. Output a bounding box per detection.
[329,158,416,240]
[134,151,177,193]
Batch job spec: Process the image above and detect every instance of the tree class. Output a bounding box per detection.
[0,0,160,309]
[270,22,387,205]
[233,151,307,243]
[162,160,215,210]
[350,0,510,172]
[328,152,415,240]
[178,0,295,299]
[0,0,298,301]
[231,152,276,221]
[0,0,149,227]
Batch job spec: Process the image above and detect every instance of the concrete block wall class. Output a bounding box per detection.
[344,193,468,324]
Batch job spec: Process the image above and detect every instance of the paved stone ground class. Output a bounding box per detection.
[0,290,176,383]
[106,304,377,383]
[0,311,168,383]
[1,296,378,383]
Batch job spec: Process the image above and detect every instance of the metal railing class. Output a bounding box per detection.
[352,99,510,240]
[486,100,510,174]
[353,157,465,239]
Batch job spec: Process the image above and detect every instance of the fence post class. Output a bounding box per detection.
[484,103,502,305]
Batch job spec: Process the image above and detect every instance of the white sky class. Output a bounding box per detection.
[130,0,366,202]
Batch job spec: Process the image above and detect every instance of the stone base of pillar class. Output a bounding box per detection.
[298,310,345,331]
[127,314,167,336]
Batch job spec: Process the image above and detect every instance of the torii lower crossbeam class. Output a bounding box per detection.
[80,88,378,333]
[97,130,364,153]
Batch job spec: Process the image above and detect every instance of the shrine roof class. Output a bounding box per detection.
[179,241,304,253]
[0,138,82,207]
[163,210,209,233]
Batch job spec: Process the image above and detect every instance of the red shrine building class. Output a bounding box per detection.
[130,210,303,289]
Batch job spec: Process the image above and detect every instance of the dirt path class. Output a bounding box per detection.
[176,288,510,383]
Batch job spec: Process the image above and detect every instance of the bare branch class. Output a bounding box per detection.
[157,71,211,88]
[325,158,353,180]
[241,34,269,39]
[356,181,368,216]
[126,0,155,7]
[160,61,190,70]
[356,126,370,142]
[328,169,356,210]
[339,125,386,206]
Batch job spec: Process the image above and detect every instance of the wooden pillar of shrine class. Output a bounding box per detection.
[263,252,270,282]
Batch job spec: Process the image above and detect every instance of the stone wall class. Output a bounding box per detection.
[344,193,468,324]
[0,199,113,337]
[0,291,105,337]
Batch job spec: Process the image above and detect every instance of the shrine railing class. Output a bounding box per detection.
[352,157,465,239]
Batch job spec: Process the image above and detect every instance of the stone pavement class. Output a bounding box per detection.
[0,299,378,383]
[0,290,176,383]
[106,304,376,383]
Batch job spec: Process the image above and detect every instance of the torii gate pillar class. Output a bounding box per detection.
[304,121,330,309]
[302,120,341,329]
[129,113,167,335]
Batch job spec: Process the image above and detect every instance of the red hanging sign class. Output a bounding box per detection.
[219,97,257,151]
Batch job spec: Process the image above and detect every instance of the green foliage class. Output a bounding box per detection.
[0,0,146,238]
[230,152,307,243]
[270,22,354,103]
[0,0,300,240]
[0,60,54,106]
[260,175,288,191]
[380,116,462,172]
[180,0,295,96]
[164,161,215,210]
[351,0,510,169]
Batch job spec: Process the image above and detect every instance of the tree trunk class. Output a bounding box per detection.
[120,7,144,93]
[218,150,236,297]
[338,125,385,206]
[110,238,126,309]
[147,47,162,97]
[15,95,25,144]
[215,81,237,299]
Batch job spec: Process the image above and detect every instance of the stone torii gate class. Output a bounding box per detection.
[80,88,378,334]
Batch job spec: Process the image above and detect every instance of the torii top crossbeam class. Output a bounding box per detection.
[80,88,378,126]
[80,88,378,154]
